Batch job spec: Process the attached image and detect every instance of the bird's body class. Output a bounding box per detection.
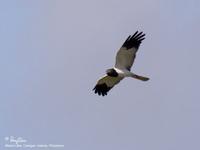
[93,31,149,96]
[113,67,133,78]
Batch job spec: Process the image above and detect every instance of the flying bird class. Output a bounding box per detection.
[93,31,149,96]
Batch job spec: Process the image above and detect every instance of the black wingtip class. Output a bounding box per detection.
[93,83,112,96]
[122,31,146,49]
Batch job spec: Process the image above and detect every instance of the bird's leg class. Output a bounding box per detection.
[131,74,149,81]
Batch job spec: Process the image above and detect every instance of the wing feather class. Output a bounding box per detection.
[115,31,145,71]
[93,75,123,96]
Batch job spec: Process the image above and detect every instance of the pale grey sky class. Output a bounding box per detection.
[1,0,200,150]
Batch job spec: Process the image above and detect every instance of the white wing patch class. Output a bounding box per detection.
[115,47,137,70]
[115,31,145,71]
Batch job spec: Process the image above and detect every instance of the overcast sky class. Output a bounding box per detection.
[1,0,200,150]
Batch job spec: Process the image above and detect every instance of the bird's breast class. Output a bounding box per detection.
[114,68,132,77]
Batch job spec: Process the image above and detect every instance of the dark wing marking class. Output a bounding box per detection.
[122,31,145,49]
[93,83,112,96]
[93,75,123,96]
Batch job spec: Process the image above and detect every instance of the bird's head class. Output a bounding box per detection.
[106,68,118,77]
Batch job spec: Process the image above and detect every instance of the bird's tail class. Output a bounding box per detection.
[132,74,149,81]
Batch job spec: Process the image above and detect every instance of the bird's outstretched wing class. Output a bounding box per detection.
[93,75,123,96]
[115,31,145,71]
